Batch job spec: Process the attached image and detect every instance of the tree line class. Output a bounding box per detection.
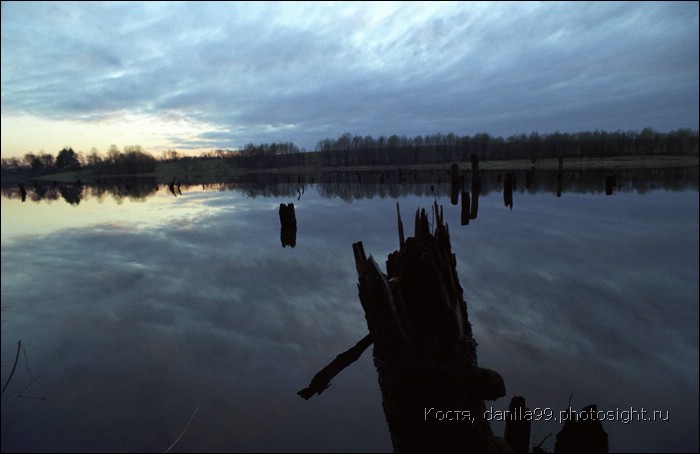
[2,145,157,176]
[310,128,698,167]
[2,128,697,176]
[215,127,698,169]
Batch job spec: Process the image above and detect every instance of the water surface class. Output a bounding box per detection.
[1,170,698,452]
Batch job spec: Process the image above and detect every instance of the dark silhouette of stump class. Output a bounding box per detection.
[470,155,480,220]
[605,174,616,195]
[504,396,531,453]
[168,177,177,196]
[554,404,608,453]
[352,201,508,452]
[297,334,373,399]
[298,200,609,453]
[279,203,297,248]
[461,191,471,225]
[503,173,514,209]
[450,163,461,206]
[18,183,27,202]
[470,188,479,220]
[556,157,563,197]
[525,170,533,189]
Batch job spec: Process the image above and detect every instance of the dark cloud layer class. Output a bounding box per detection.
[1,1,698,154]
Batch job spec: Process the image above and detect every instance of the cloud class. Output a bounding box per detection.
[1,1,698,155]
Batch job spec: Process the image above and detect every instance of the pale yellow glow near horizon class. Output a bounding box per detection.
[0,113,220,159]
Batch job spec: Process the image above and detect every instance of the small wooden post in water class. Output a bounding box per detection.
[279,203,297,248]
[352,201,507,452]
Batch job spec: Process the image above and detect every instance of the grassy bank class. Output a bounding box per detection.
[15,153,699,185]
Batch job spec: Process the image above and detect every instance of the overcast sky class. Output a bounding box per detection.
[1,1,698,158]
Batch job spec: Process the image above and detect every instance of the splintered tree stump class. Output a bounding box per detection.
[461,191,471,225]
[504,396,531,453]
[279,202,297,229]
[450,163,461,205]
[352,201,507,453]
[279,203,297,247]
[554,404,609,453]
[298,196,608,453]
[470,154,480,219]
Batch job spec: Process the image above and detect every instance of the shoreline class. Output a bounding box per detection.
[249,154,699,174]
[6,154,698,184]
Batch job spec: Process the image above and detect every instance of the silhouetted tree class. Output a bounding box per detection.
[92,146,157,175]
[55,147,81,171]
[24,153,45,173]
[86,147,103,167]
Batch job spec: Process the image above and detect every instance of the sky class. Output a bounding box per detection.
[1,1,698,159]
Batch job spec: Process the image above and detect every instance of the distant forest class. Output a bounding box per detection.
[229,127,698,169]
[2,127,698,177]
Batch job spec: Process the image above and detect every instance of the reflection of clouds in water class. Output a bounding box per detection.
[1,192,390,451]
[1,188,698,452]
[455,191,698,452]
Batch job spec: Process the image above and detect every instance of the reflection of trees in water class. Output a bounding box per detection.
[2,167,697,204]
[451,167,699,197]
[214,166,698,213]
[29,181,61,202]
[314,169,452,201]
[1,177,160,204]
[58,182,84,205]
[310,166,698,200]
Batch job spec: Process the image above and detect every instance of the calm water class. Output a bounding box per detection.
[1,169,698,452]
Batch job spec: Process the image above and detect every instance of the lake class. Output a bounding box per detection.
[1,167,698,452]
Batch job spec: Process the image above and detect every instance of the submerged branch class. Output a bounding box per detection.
[1,340,21,395]
[297,334,373,400]
[15,375,46,400]
[165,406,200,453]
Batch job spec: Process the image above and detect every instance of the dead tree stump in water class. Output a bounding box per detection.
[279,203,297,248]
[461,191,471,225]
[352,201,507,452]
[554,404,609,453]
[470,154,480,220]
[299,197,608,453]
[503,173,514,209]
[504,396,531,453]
[471,154,481,195]
[450,163,461,205]
[605,174,616,196]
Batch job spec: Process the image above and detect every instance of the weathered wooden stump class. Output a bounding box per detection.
[352,201,508,452]
[503,173,514,209]
[605,174,616,195]
[18,183,27,202]
[470,154,480,220]
[504,396,531,453]
[554,404,608,453]
[461,191,471,225]
[298,199,609,453]
[557,158,563,197]
[470,188,479,220]
[471,154,481,195]
[279,203,297,248]
[450,163,461,206]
